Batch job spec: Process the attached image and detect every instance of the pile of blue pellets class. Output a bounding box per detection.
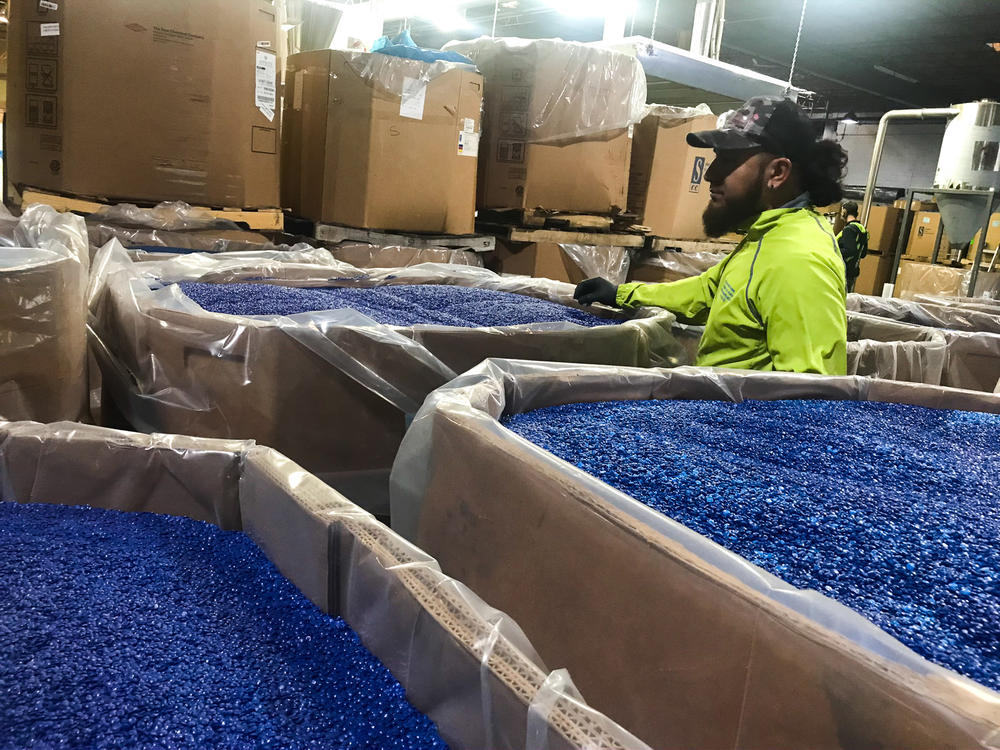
[0,501,446,748]
[177,281,616,328]
[503,398,1000,690]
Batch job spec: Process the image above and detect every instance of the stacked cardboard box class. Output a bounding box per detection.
[445,38,645,214]
[905,211,948,260]
[6,0,280,208]
[282,50,483,234]
[627,109,717,240]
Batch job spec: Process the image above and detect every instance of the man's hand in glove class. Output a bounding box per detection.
[573,277,619,307]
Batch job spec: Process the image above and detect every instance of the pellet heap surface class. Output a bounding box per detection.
[177,281,618,328]
[503,398,1000,690]
[0,501,447,749]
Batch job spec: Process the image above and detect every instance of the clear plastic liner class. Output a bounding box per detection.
[90,201,241,231]
[0,419,649,750]
[443,37,647,143]
[627,250,728,283]
[558,244,630,286]
[88,250,684,513]
[331,242,484,269]
[0,206,89,423]
[87,221,272,256]
[643,103,714,123]
[849,292,1000,335]
[346,49,477,99]
[846,311,949,386]
[390,359,1000,749]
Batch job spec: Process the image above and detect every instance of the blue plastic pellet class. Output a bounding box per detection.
[0,502,447,749]
[503,398,1000,690]
[177,281,617,328]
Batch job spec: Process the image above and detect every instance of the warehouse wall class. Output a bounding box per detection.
[835,121,947,191]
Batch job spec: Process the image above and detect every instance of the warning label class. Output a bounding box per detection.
[26,94,58,128]
[27,58,58,93]
[497,140,525,164]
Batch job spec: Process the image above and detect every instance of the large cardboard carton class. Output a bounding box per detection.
[854,252,894,296]
[628,112,716,240]
[895,259,1000,299]
[282,50,482,234]
[6,0,279,208]
[494,239,629,285]
[905,211,947,259]
[972,213,1000,250]
[866,205,904,253]
[446,39,643,214]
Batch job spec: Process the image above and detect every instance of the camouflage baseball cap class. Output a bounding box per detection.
[686,96,816,161]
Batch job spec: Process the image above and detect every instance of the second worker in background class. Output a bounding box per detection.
[575,96,849,375]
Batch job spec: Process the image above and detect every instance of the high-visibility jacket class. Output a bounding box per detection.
[837,220,869,277]
[616,206,847,374]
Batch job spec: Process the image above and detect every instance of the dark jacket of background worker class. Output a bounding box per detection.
[837,201,869,293]
[574,96,849,375]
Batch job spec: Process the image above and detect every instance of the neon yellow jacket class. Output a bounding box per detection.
[616,207,847,374]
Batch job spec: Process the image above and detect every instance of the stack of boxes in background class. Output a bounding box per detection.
[854,204,904,295]
[5,0,280,210]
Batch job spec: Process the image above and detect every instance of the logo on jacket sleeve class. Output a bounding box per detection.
[719,280,737,302]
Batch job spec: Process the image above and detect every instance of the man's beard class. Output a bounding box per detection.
[702,180,764,238]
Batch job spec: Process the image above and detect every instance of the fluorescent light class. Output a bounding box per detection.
[841,111,858,125]
[547,0,636,17]
[873,64,918,84]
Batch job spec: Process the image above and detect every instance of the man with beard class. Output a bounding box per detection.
[574,97,848,375]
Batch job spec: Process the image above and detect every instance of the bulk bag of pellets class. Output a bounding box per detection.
[88,246,683,513]
[391,359,1000,749]
[0,204,89,422]
[0,420,650,750]
[849,291,1000,334]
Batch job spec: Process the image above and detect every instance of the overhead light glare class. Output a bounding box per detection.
[988,42,1000,53]
[546,0,636,18]
[840,111,858,125]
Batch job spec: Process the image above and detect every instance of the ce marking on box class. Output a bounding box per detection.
[27,58,58,92]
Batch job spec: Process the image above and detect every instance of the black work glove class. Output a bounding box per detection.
[573,277,619,307]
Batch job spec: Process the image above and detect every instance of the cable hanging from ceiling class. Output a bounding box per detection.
[786,0,808,91]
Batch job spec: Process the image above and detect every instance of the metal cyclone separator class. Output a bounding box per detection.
[933,100,1000,264]
[862,99,1000,297]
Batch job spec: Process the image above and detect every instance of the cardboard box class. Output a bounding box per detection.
[895,259,1000,300]
[627,113,716,240]
[894,198,937,212]
[6,0,279,208]
[905,211,948,258]
[281,50,482,234]
[448,39,639,213]
[866,205,904,253]
[972,213,1000,250]
[627,250,726,284]
[853,252,895,296]
[494,239,630,285]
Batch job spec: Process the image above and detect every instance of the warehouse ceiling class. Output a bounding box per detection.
[404,0,1000,123]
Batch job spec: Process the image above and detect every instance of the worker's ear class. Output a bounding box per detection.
[764,156,794,190]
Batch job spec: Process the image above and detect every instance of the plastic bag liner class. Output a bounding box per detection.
[390,359,1000,750]
[849,292,1000,335]
[88,247,685,514]
[628,250,728,283]
[90,201,241,232]
[87,221,273,257]
[0,206,89,423]
[643,102,714,124]
[846,311,949,386]
[0,420,650,750]
[557,244,630,286]
[443,37,647,144]
[847,305,1000,392]
[345,49,477,100]
[331,242,484,269]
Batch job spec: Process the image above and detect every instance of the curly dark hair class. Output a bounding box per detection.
[801,140,848,206]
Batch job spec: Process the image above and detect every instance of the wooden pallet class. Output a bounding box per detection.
[489,225,647,248]
[20,189,285,231]
[650,237,741,254]
[313,221,495,252]
[478,207,644,235]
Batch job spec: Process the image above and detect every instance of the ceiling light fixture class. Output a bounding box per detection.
[873,64,918,84]
[840,112,859,125]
